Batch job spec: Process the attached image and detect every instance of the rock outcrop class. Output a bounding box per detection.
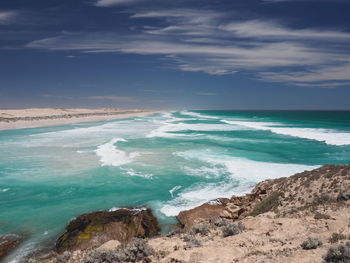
[177,198,230,231]
[55,207,160,253]
[177,164,350,230]
[0,234,23,261]
[23,164,350,263]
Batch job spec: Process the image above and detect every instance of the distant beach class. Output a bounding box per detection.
[0,108,159,130]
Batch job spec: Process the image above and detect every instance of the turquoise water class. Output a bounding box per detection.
[1,110,350,262]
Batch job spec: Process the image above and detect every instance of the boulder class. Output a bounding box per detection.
[56,207,160,253]
[177,198,229,230]
[0,234,23,261]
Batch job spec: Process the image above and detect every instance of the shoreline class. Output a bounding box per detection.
[5,164,349,263]
[0,108,160,131]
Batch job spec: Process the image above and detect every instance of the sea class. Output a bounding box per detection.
[1,110,350,262]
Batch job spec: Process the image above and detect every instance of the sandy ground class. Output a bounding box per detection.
[0,108,159,131]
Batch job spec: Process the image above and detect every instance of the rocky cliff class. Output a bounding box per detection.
[7,164,350,263]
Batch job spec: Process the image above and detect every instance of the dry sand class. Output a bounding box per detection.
[0,108,159,131]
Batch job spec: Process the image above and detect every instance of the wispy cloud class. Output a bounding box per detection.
[87,96,138,102]
[263,0,347,3]
[196,92,217,96]
[40,94,73,99]
[292,81,350,88]
[26,8,350,87]
[220,20,350,40]
[95,0,142,7]
[0,11,18,24]
[260,64,350,84]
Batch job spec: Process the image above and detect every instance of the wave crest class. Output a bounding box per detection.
[95,138,139,166]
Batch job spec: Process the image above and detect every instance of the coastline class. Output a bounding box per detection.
[7,164,349,263]
[0,108,160,131]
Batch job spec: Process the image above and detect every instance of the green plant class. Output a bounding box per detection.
[329,233,347,244]
[183,234,202,248]
[221,222,244,237]
[190,224,210,236]
[250,192,282,216]
[314,212,330,220]
[301,237,322,250]
[81,238,154,263]
[324,242,350,263]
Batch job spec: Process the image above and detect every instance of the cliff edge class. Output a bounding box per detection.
[18,164,350,263]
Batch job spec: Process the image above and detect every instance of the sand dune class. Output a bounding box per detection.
[0,108,158,130]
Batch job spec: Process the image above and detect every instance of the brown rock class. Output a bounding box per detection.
[55,207,160,253]
[177,198,229,230]
[0,234,23,261]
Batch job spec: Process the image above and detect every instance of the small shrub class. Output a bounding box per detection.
[119,238,154,262]
[57,251,72,262]
[324,242,350,263]
[81,238,154,263]
[157,250,169,259]
[314,212,331,220]
[190,224,210,236]
[301,237,322,250]
[183,234,202,248]
[314,194,333,205]
[250,192,282,216]
[329,233,347,244]
[170,258,185,263]
[221,222,245,237]
[211,217,225,227]
[339,190,350,201]
[246,250,267,257]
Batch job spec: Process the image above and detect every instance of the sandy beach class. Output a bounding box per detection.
[0,108,158,131]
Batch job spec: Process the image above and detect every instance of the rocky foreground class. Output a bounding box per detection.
[2,164,350,263]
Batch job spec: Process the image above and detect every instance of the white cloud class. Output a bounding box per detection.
[0,11,17,24]
[260,64,350,83]
[95,0,142,7]
[26,8,350,87]
[293,82,350,88]
[40,94,73,99]
[220,20,350,40]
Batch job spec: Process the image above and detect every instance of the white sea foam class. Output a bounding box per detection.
[158,112,194,122]
[121,168,153,179]
[184,166,227,179]
[161,150,318,216]
[169,185,182,197]
[147,122,242,138]
[109,207,120,212]
[176,149,318,182]
[207,199,222,205]
[222,120,350,146]
[109,207,147,213]
[160,181,240,216]
[1,188,10,192]
[95,138,139,166]
[180,111,219,119]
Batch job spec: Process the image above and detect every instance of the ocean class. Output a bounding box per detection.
[1,110,350,262]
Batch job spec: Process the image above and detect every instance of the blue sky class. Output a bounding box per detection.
[0,0,350,109]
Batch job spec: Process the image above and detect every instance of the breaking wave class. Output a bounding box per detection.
[222,120,350,146]
[95,138,139,166]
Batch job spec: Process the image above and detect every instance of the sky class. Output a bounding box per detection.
[0,0,350,110]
